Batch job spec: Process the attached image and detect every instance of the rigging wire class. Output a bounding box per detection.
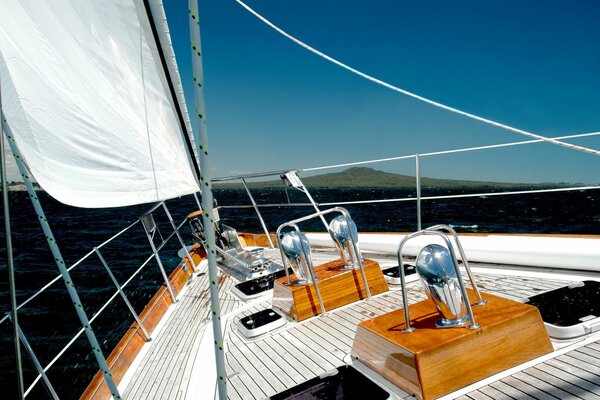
[234,0,600,157]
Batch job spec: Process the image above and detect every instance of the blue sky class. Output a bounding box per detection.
[163,0,600,184]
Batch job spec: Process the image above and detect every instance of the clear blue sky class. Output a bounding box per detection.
[168,0,600,184]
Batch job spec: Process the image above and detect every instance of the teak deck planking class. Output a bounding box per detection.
[85,246,600,400]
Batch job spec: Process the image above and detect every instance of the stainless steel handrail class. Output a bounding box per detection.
[95,248,152,341]
[24,252,157,397]
[425,224,486,306]
[212,168,302,182]
[211,185,600,211]
[9,199,196,397]
[397,229,480,332]
[0,219,140,326]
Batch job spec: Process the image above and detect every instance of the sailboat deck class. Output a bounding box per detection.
[121,248,600,400]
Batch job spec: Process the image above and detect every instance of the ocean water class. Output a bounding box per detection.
[0,187,599,399]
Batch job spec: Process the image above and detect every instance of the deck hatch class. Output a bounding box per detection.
[231,268,291,300]
[381,264,416,285]
[525,280,600,339]
[269,365,390,400]
[237,308,286,338]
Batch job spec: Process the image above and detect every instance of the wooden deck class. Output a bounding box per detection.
[121,248,600,400]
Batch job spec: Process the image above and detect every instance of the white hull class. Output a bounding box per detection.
[307,232,600,272]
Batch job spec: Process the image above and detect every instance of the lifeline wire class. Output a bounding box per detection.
[234,0,600,157]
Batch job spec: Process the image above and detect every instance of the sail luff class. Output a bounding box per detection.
[144,0,201,184]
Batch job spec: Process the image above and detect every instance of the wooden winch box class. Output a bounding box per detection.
[351,289,553,400]
[272,258,389,321]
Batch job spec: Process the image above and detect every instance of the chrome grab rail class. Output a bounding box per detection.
[425,224,487,306]
[276,207,372,317]
[397,228,481,332]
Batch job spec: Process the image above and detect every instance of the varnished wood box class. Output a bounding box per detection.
[352,290,553,400]
[272,258,389,321]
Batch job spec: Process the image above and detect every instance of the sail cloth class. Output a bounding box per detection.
[0,0,200,208]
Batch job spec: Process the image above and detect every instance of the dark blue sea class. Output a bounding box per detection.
[1,187,599,399]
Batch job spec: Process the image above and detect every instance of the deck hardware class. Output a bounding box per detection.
[416,244,470,328]
[237,308,286,339]
[526,280,600,339]
[276,207,371,299]
[278,223,326,316]
[397,227,480,332]
[190,213,279,281]
[94,248,152,341]
[425,225,487,306]
[277,207,372,318]
[279,230,315,285]
[329,214,363,270]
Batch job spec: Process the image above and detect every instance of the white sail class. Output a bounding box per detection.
[0,0,200,208]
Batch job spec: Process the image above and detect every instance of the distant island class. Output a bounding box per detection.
[214,167,575,190]
[7,167,580,192]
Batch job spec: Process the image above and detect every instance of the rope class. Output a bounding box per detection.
[234,0,600,157]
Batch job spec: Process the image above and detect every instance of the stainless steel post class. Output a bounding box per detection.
[142,221,177,302]
[241,178,274,248]
[276,225,293,285]
[188,2,227,397]
[3,122,121,399]
[94,248,151,341]
[291,224,326,316]
[337,210,371,300]
[9,316,60,400]
[416,154,422,230]
[1,102,25,400]
[162,202,198,272]
[396,235,416,333]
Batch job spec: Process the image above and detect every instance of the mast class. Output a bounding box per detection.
[1,70,25,400]
[188,1,228,399]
